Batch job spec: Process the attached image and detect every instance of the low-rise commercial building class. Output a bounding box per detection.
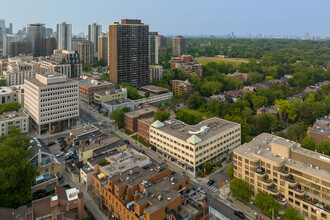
[134,85,173,106]
[0,110,29,136]
[124,105,157,133]
[307,115,330,145]
[24,73,79,135]
[233,133,330,220]
[0,187,84,220]
[137,117,154,142]
[94,87,127,105]
[171,80,192,96]
[92,163,208,220]
[149,65,163,83]
[79,80,113,104]
[150,117,241,175]
[0,86,15,104]
[101,99,134,116]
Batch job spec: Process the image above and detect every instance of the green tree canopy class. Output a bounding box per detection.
[154,111,170,122]
[254,113,278,134]
[283,207,304,220]
[275,99,298,122]
[225,163,234,180]
[0,79,6,86]
[257,88,275,105]
[0,102,21,114]
[144,91,150,98]
[176,109,202,125]
[200,81,223,96]
[254,190,279,217]
[301,136,316,151]
[229,178,251,203]
[252,96,268,111]
[188,92,205,110]
[317,140,330,156]
[287,122,307,143]
[118,83,144,100]
[110,107,131,128]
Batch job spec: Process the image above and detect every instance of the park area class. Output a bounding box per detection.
[195,57,249,65]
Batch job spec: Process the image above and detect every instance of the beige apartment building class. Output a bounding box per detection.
[94,87,127,105]
[149,117,241,175]
[233,133,330,220]
[24,73,79,135]
[3,61,35,86]
[0,110,29,136]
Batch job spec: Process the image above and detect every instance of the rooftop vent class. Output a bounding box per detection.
[157,195,162,201]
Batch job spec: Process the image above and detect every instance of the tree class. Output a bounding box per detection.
[0,126,30,150]
[200,81,222,96]
[225,163,234,180]
[301,136,316,151]
[287,122,307,143]
[144,91,150,98]
[254,190,279,217]
[283,207,304,220]
[275,99,298,122]
[0,143,37,208]
[99,58,107,67]
[0,79,6,86]
[317,140,330,156]
[110,107,131,128]
[254,113,278,134]
[252,96,268,111]
[154,111,170,122]
[118,83,143,100]
[0,102,21,114]
[176,109,202,125]
[257,88,275,105]
[188,92,205,110]
[83,62,92,72]
[305,93,315,104]
[229,179,251,203]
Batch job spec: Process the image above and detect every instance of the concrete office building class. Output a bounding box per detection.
[158,35,167,56]
[41,37,56,57]
[57,22,72,50]
[88,23,102,55]
[24,73,79,135]
[149,65,163,83]
[78,80,113,104]
[109,19,149,88]
[150,117,241,175]
[9,41,29,57]
[0,111,29,136]
[98,32,108,63]
[27,23,45,56]
[72,38,94,64]
[134,85,173,106]
[94,87,127,105]
[45,27,53,37]
[0,19,5,43]
[149,32,159,64]
[3,61,35,86]
[172,35,186,56]
[234,133,330,220]
[2,34,17,57]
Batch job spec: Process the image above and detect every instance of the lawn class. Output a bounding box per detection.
[179,107,208,120]
[195,57,249,65]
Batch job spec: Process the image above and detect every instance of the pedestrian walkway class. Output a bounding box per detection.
[197,179,219,193]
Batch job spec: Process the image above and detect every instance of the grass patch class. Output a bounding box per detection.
[125,130,133,135]
[196,57,249,65]
[132,135,150,148]
[180,107,208,119]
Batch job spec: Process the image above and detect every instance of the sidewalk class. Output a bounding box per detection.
[219,184,270,220]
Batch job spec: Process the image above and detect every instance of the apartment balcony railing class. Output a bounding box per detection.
[267,186,280,196]
[255,168,266,177]
[279,168,290,176]
[275,195,287,205]
[285,176,297,187]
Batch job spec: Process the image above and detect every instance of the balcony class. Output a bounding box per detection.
[290,186,305,196]
[255,168,266,177]
[262,177,273,186]
[275,195,287,206]
[299,196,330,213]
[285,176,297,187]
[267,186,280,196]
[279,168,290,176]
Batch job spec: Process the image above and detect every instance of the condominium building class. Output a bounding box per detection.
[149,32,159,64]
[57,22,72,50]
[0,86,15,104]
[150,117,241,175]
[171,79,193,96]
[158,35,167,56]
[172,35,186,56]
[24,73,79,135]
[9,41,29,57]
[149,65,163,83]
[109,19,149,88]
[88,23,102,55]
[0,111,29,136]
[72,38,94,64]
[94,87,127,105]
[39,50,82,78]
[98,32,108,63]
[41,37,56,57]
[27,23,45,56]
[307,115,330,145]
[3,61,35,86]
[2,34,17,57]
[92,162,209,220]
[78,80,113,104]
[233,133,330,220]
[171,55,203,78]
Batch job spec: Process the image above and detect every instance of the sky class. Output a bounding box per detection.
[1,0,330,37]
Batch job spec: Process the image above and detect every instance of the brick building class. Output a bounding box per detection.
[171,55,203,78]
[307,115,330,145]
[124,105,157,133]
[137,117,154,142]
[78,80,113,104]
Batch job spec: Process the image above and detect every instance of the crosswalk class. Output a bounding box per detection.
[197,179,219,193]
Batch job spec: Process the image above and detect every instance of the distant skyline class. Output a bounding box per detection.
[1,0,330,37]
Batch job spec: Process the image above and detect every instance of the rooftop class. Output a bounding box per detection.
[95,88,126,96]
[77,135,121,152]
[310,115,330,135]
[79,80,113,88]
[70,125,99,138]
[124,105,157,118]
[139,85,169,94]
[234,133,330,181]
[103,99,134,106]
[0,110,28,122]
[87,149,120,166]
[138,117,155,125]
[0,87,13,95]
[152,117,240,145]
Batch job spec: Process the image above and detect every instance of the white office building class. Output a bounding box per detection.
[3,61,35,86]
[0,86,15,104]
[24,73,79,135]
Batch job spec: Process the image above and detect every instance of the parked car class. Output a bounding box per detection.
[234,211,245,219]
[207,179,215,186]
[47,141,56,146]
[56,152,64,158]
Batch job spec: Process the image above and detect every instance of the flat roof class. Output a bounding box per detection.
[95,89,125,96]
[26,77,76,87]
[154,117,240,144]
[79,80,112,88]
[0,87,13,95]
[103,99,133,106]
[70,125,99,137]
[81,135,121,152]
[124,105,157,118]
[234,133,330,181]
[139,85,169,93]
[310,115,330,135]
[0,111,28,122]
[138,117,155,125]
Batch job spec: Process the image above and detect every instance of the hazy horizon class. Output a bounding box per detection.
[1,0,330,37]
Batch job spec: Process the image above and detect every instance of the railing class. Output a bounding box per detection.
[285,177,297,183]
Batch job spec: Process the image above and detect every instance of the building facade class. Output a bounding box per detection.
[57,22,72,50]
[72,38,94,64]
[3,61,35,86]
[9,41,29,57]
[27,23,45,56]
[234,133,330,220]
[94,87,127,105]
[150,118,241,175]
[137,117,154,142]
[88,23,102,55]
[0,111,29,136]
[98,32,108,63]
[124,105,157,132]
[171,80,192,96]
[24,73,79,135]
[149,65,163,83]
[171,55,203,78]
[0,86,15,104]
[109,19,149,88]
[79,80,113,104]
[158,35,167,56]
[149,32,159,64]
[2,34,17,57]
[41,37,56,57]
[172,35,186,56]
